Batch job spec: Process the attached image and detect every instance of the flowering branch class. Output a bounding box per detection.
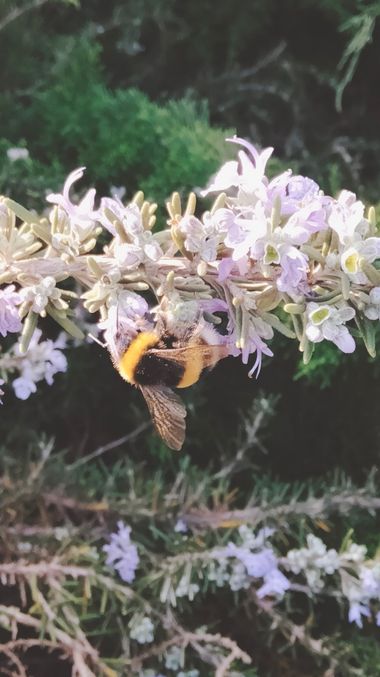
[1,137,380,404]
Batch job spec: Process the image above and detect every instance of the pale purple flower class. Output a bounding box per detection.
[0,285,22,337]
[216,540,289,598]
[360,567,380,598]
[198,298,229,315]
[268,173,323,216]
[0,378,4,404]
[219,543,277,577]
[103,521,139,583]
[257,568,290,598]
[276,246,309,295]
[12,376,37,400]
[224,203,268,262]
[282,201,328,242]
[46,167,97,231]
[174,519,188,534]
[305,303,356,353]
[227,310,274,377]
[348,602,371,628]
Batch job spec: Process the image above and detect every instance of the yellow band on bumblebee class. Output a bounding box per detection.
[177,348,203,388]
[118,332,159,384]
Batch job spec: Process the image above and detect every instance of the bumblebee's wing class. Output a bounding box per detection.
[149,344,229,369]
[140,385,187,451]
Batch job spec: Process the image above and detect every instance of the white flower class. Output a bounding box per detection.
[20,277,62,315]
[129,616,154,644]
[165,646,185,670]
[342,543,367,564]
[328,190,367,244]
[305,303,356,353]
[9,330,68,400]
[286,535,340,593]
[46,167,98,233]
[208,560,230,587]
[177,209,232,263]
[12,376,37,400]
[175,577,200,600]
[340,238,380,283]
[228,560,250,591]
[99,199,162,268]
[364,287,380,320]
[7,147,29,162]
[202,136,273,200]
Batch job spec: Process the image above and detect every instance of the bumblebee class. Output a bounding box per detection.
[115,326,228,450]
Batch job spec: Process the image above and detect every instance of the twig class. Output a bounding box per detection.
[67,421,151,470]
[0,646,27,677]
[0,0,50,32]
[129,630,251,675]
[181,491,380,530]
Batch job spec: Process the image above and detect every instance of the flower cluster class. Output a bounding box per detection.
[0,329,67,399]
[104,522,380,637]
[1,136,380,395]
[103,520,139,583]
[211,525,290,597]
[285,534,380,628]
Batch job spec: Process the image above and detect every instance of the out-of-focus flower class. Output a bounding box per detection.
[328,190,366,244]
[165,646,184,671]
[103,521,139,583]
[286,534,341,592]
[8,330,68,400]
[364,287,380,320]
[0,285,22,337]
[129,616,154,644]
[7,147,29,162]
[348,602,371,628]
[174,518,188,533]
[305,303,356,353]
[214,531,289,599]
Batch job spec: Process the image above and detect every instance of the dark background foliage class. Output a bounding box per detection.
[1,1,380,674]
